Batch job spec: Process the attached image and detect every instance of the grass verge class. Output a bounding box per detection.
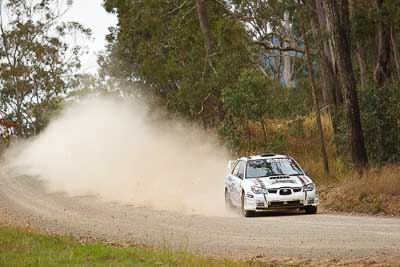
[0,226,257,267]
[1,225,399,267]
[320,165,400,215]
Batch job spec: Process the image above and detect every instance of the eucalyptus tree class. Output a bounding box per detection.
[0,0,91,138]
[103,0,253,127]
[322,0,368,168]
[223,0,304,86]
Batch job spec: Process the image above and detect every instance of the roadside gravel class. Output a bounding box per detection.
[1,172,400,261]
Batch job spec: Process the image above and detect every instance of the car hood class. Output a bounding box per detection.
[249,175,313,189]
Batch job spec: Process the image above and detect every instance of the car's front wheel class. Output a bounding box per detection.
[241,193,255,217]
[305,206,318,214]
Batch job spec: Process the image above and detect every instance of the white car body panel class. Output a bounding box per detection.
[225,154,319,213]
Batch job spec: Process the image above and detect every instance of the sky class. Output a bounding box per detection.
[62,0,117,74]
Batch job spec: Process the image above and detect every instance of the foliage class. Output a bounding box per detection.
[333,83,400,165]
[219,69,312,154]
[1,0,398,170]
[102,0,254,127]
[0,0,90,138]
[359,84,400,163]
[222,70,275,122]
[228,0,304,85]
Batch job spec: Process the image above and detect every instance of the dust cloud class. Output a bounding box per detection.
[4,97,232,216]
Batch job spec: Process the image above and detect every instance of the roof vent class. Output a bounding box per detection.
[261,153,276,157]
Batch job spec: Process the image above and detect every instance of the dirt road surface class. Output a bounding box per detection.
[1,172,400,260]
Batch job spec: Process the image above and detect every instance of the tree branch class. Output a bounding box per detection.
[252,40,305,54]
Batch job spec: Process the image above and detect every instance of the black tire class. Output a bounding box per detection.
[225,189,234,210]
[241,193,255,217]
[305,206,318,214]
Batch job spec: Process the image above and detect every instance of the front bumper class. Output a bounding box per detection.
[244,190,319,211]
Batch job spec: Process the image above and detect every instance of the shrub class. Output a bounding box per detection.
[359,84,400,163]
[321,165,400,215]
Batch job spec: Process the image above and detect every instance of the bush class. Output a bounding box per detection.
[321,165,400,215]
[219,69,312,154]
[359,84,400,163]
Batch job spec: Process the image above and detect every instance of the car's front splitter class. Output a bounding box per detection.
[244,191,319,211]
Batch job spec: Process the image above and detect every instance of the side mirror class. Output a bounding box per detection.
[237,173,243,179]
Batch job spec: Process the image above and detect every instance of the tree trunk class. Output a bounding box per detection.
[282,10,295,88]
[312,0,342,147]
[259,115,268,144]
[315,0,343,106]
[391,25,400,82]
[348,0,369,88]
[195,0,214,55]
[373,0,391,86]
[300,4,330,176]
[313,1,337,107]
[245,118,252,153]
[356,45,368,88]
[322,0,368,168]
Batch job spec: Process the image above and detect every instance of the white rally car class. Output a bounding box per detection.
[224,154,319,217]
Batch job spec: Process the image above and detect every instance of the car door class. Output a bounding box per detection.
[231,160,245,206]
[227,161,240,204]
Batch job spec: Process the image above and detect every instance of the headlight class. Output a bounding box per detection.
[303,183,315,191]
[251,186,268,194]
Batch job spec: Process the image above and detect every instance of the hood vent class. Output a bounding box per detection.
[261,153,276,157]
[269,175,290,180]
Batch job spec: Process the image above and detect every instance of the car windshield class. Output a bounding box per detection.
[246,158,304,178]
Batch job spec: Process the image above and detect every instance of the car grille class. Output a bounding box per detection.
[269,200,301,208]
[279,188,292,195]
[268,188,301,194]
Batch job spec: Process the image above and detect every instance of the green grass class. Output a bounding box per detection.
[0,226,268,267]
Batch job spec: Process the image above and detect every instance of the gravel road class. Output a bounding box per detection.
[1,172,400,260]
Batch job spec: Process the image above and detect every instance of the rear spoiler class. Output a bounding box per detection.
[227,160,237,172]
